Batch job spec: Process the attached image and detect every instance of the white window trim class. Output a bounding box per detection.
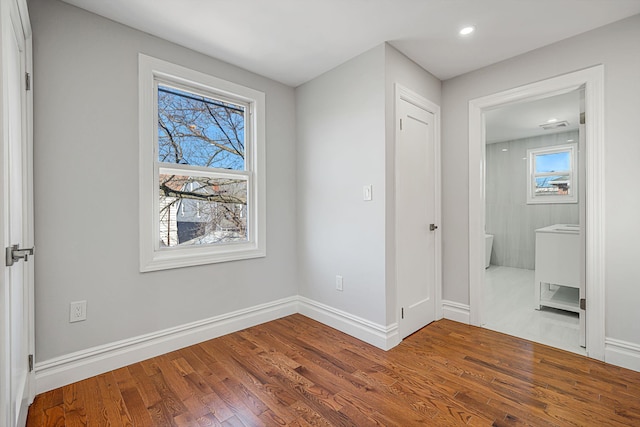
[526,143,577,204]
[139,54,266,272]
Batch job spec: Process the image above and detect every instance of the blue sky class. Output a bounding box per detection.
[157,85,245,170]
[535,151,570,173]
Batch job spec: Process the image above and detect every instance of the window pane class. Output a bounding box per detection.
[158,85,245,170]
[534,175,571,196]
[159,174,248,247]
[535,151,570,173]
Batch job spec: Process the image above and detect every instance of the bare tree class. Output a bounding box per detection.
[156,86,249,247]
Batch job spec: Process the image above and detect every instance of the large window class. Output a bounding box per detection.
[139,54,265,272]
[527,143,577,204]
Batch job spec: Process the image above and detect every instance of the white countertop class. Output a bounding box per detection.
[535,224,580,234]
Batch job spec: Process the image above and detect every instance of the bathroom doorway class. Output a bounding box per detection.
[467,66,606,361]
[483,89,585,354]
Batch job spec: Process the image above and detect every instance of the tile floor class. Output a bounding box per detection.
[483,265,586,355]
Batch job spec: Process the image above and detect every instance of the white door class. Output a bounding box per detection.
[397,97,437,338]
[1,0,34,426]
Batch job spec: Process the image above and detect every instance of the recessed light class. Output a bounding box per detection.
[459,26,475,36]
[501,148,508,152]
[547,118,558,123]
[567,139,574,142]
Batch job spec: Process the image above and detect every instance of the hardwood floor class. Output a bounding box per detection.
[27,315,640,426]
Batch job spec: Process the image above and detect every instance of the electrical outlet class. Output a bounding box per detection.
[336,275,343,291]
[70,300,87,323]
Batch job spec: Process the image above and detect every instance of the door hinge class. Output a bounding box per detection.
[399,118,403,130]
[401,307,404,319]
[28,354,34,372]
[6,244,34,266]
[580,298,586,310]
[25,72,31,91]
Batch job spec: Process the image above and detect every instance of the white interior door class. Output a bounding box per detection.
[1,1,34,426]
[397,97,437,339]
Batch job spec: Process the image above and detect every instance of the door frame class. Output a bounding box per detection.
[395,83,442,337]
[0,0,34,425]
[22,0,35,408]
[468,66,605,360]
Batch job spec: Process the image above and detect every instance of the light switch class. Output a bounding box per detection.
[363,185,372,201]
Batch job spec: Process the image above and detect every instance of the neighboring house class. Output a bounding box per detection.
[160,178,247,247]
[158,178,181,247]
[175,180,247,245]
[547,176,570,195]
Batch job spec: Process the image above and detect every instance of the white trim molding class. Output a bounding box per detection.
[526,143,578,205]
[138,54,267,272]
[298,297,400,351]
[468,65,606,361]
[35,297,298,394]
[442,300,470,324]
[605,338,640,373]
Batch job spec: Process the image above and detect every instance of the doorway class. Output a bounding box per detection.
[483,89,585,354]
[395,84,441,339]
[468,67,605,361]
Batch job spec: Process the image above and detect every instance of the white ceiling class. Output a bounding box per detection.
[485,90,581,144]
[59,0,640,87]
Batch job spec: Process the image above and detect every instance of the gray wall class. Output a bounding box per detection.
[30,0,297,362]
[296,43,441,328]
[486,131,580,269]
[441,14,640,345]
[296,44,388,325]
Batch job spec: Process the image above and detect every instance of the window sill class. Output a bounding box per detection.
[140,243,266,272]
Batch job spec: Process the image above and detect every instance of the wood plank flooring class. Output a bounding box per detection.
[27,315,640,426]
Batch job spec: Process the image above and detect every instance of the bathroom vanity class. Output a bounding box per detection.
[534,224,580,313]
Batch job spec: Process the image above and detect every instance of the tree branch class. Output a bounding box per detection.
[160,183,246,205]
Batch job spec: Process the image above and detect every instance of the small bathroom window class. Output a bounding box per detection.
[527,143,577,204]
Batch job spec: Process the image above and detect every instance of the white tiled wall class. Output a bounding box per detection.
[485,130,580,269]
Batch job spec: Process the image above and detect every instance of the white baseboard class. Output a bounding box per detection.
[442,300,470,324]
[35,296,298,394]
[32,296,505,394]
[605,338,640,372]
[298,297,400,350]
[36,293,639,395]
